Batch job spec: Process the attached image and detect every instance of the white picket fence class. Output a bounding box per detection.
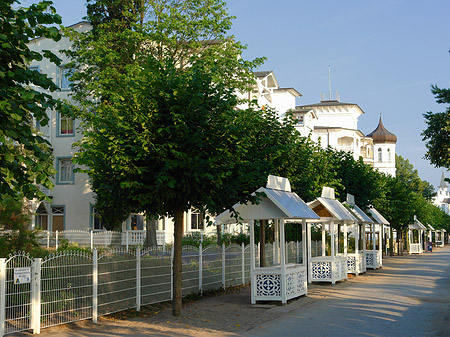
[37,230,167,250]
[0,241,306,336]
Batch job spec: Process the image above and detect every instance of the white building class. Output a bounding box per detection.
[292,98,397,177]
[434,172,450,214]
[27,22,301,239]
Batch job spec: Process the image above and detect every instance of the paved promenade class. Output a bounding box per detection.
[245,246,450,337]
[15,246,450,337]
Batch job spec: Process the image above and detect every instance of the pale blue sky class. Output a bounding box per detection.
[20,0,450,187]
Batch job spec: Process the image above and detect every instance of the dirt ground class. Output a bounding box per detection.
[15,277,355,337]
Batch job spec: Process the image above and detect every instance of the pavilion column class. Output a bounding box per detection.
[274,220,280,265]
[280,219,286,304]
[363,224,366,255]
[343,223,348,255]
[249,219,256,304]
[330,221,335,284]
[330,221,335,257]
[372,224,376,251]
[307,222,312,283]
[322,224,326,256]
[379,225,383,265]
[302,219,307,266]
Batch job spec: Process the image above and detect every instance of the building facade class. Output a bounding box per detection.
[292,99,397,177]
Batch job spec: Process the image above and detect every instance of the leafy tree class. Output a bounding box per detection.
[0,195,45,257]
[422,75,450,169]
[65,0,278,316]
[0,0,65,200]
[396,154,436,201]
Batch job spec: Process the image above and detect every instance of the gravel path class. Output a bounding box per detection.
[13,246,450,337]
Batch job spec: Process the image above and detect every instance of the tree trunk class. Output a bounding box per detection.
[145,218,158,248]
[172,209,184,316]
[259,220,266,267]
[217,224,222,246]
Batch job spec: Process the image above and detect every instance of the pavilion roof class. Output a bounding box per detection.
[214,176,319,225]
[307,188,357,222]
[343,202,374,224]
[408,218,426,230]
[366,206,390,225]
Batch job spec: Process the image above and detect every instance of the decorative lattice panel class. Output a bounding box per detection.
[312,261,331,280]
[256,274,281,296]
[366,253,374,267]
[347,256,356,272]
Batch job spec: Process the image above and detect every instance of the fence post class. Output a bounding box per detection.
[55,230,59,250]
[0,258,6,337]
[47,231,50,249]
[222,243,226,289]
[241,243,245,285]
[90,231,94,250]
[198,244,203,294]
[93,249,98,324]
[126,231,129,251]
[170,245,174,300]
[136,247,141,311]
[31,258,41,334]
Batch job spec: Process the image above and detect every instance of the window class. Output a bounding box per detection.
[387,148,391,162]
[28,65,40,72]
[58,114,74,136]
[57,158,74,184]
[59,66,74,90]
[191,212,204,230]
[131,214,144,230]
[90,206,103,231]
[51,206,65,232]
[295,115,304,125]
[377,148,382,162]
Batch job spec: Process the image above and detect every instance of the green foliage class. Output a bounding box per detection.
[0,0,66,200]
[422,77,450,169]
[181,232,249,247]
[182,232,217,247]
[0,195,47,257]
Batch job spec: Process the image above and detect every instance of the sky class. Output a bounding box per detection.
[20,0,450,188]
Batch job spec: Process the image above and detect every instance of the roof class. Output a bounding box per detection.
[443,198,450,203]
[28,21,91,43]
[308,197,357,222]
[253,71,273,78]
[366,116,397,144]
[296,100,364,111]
[343,203,374,224]
[408,218,426,230]
[428,224,435,231]
[274,88,302,97]
[214,176,319,225]
[366,206,390,225]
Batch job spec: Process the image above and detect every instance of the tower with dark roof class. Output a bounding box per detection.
[366,116,397,177]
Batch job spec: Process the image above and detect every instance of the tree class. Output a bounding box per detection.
[422,73,450,169]
[395,155,436,201]
[0,0,65,200]
[0,195,44,257]
[65,0,279,316]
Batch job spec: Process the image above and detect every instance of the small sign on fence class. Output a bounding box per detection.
[14,267,31,284]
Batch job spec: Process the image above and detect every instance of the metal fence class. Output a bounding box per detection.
[37,230,167,250]
[0,241,303,336]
